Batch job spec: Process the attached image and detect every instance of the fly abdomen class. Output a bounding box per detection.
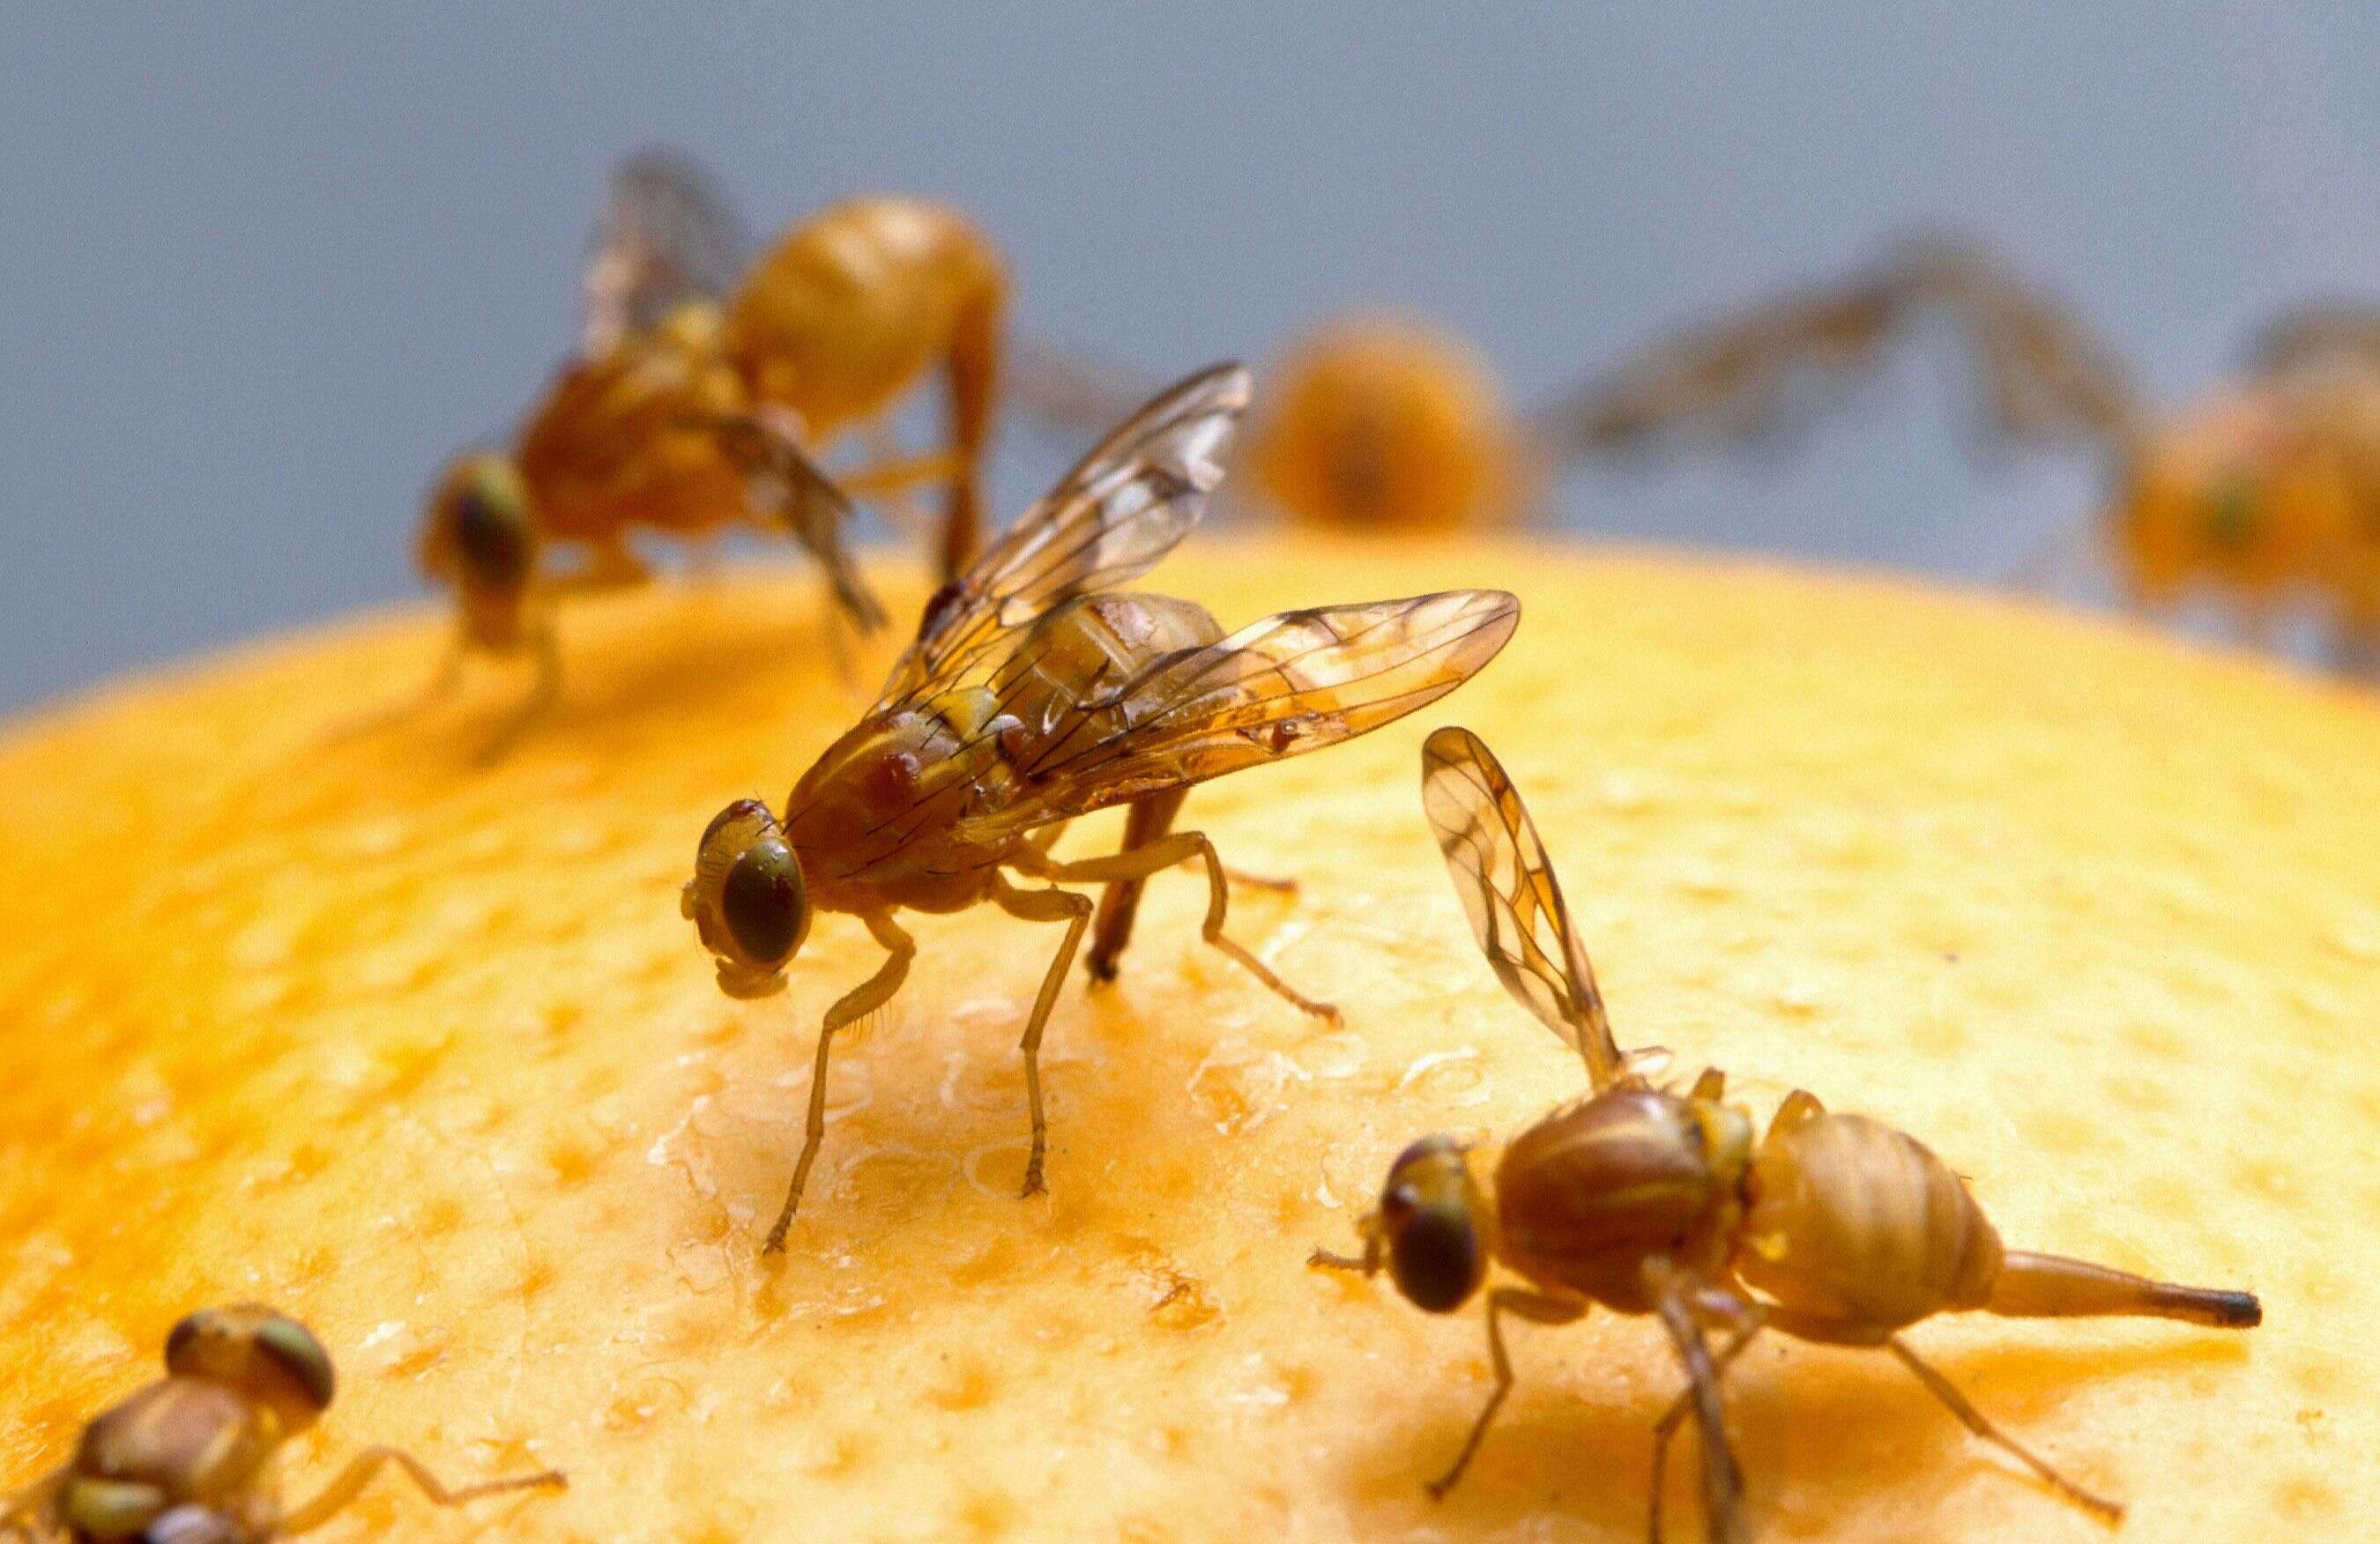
[1737,1111,2004,1340]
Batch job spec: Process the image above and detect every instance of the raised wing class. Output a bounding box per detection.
[957,590,1519,838]
[1537,236,2139,463]
[876,361,1251,703]
[1007,338,1169,438]
[582,147,749,354]
[2242,302,2380,382]
[697,409,883,631]
[1419,727,1624,1088]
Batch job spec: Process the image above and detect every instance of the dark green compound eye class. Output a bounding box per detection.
[452,485,535,590]
[1388,1199,1484,1313]
[163,1310,201,1372]
[723,839,805,966]
[254,1313,336,1411]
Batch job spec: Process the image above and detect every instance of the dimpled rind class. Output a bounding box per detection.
[0,538,2371,1541]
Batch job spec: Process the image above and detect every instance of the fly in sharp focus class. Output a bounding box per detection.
[1311,727,2261,1544]
[681,362,1521,1253]
[0,1305,562,1543]
[403,149,1008,758]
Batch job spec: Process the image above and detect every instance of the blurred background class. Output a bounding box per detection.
[5,3,2377,712]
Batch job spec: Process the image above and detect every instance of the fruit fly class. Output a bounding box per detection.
[1013,253,2061,540]
[1312,728,2261,1543]
[681,362,1521,1252]
[1553,235,2380,674]
[1015,321,1542,533]
[1016,321,1534,531]
[0,1304,562,1542]
[409,151,1007,755]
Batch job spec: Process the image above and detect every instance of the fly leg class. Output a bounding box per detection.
[850,420,932,545]
[277,1448,564,1534]
[990,874,1095,1198]
[1883,1334,2123,1525]
[318,633,466,745]
[1645,1261,1750,1544]
[1648,1295,1766,1544]
[1082,788,1187,983]
[1424,1288,1584,1500]
[475,619,562,766]
[1044,829,1339,1022]
[764,911,916,1253]
[550,538,651,595]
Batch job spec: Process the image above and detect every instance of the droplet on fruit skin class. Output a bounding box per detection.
[1396,1047,1490,1108]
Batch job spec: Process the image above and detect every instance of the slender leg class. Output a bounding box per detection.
[1884,1334,2123,1525]
[1045,832,1339,1022]
[1687,1066,1727,1102]
[990,875,1095,1197]
[475,620,562,766]
[548,538,651,595]
[1647,1266,1750,1544]
[1986,1251,2260,1328]
[763,911,917,1253]
[835,446,967,501]
[1648,1310,1766,1544]
[278,1447,564,1535]
[852,421,931,543]
[1023,820,1071,861]
[938,286,1001,579]
[1084,789,1188,981]
[1426,1288,1585,1499]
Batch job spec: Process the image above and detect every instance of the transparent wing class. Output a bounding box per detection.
[1419,727,1624,1088]
[697,409,884,631]
[876,361,1251,704]
[582,147,749,354]
[959,590,1519,837]
[1006,338,1169,437]
[1536,235,2138,462]
[2242,302,2380,382]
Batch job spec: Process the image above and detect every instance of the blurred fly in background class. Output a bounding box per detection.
[8,9,2380,709]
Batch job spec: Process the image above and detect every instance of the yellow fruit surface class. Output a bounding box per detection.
[1,538,2375,1542]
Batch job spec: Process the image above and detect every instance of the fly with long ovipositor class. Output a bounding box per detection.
[1311,727,2261,1544]
[681,362,1522,1253]
[0,1306,562,1543]
[400,149,1008,758]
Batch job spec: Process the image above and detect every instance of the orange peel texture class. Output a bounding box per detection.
[1,538,2374,1541]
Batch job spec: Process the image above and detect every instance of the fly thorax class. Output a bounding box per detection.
[1494,1086,1743,1308]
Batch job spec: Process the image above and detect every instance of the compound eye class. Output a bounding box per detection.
[163,1310,203,1372]
[254,1313,336,1412]
[1388,1204,1484,1314]
[723,840,804,967]
[451,483,534,590]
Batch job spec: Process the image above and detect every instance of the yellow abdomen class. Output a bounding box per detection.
[727,197,1005,440]
[1246,319,1528,532]
[1737,1111,2002,1340]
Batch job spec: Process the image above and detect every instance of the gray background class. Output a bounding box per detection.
[5,4,2375,713]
